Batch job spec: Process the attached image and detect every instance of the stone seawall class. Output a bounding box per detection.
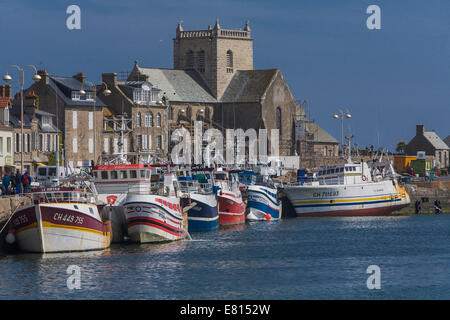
[394,181,450,215]
[0,195,32,226]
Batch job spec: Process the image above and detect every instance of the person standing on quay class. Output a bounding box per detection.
[22,171,31,194]
[2,171,11,195]
[15,169,22,194]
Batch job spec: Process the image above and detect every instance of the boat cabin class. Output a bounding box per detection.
[31,187,96,205]
[314,162,372,185]
[92,164,154,195]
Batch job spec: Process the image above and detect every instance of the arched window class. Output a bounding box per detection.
[186,106,192,120]
[156,113,161,127]
[204,108,210,121]
[168,106,173,120]
[185,50,194,69]
[276,107,282,136]
[136,112,141,127]
[197,50,205,72]
[226,50,233,73]
[145,111,153,127]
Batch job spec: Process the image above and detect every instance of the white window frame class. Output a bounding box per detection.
[73,138,78,153]
[89,138,94,153]
[104,138,109,153]
[73,111,77,129]
[71,91,81,100]
[88,112,93,130]
[113,138,118,153]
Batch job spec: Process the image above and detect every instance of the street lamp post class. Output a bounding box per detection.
[2,65,41,174]
[80,81,111,165]
[332,108,351,157]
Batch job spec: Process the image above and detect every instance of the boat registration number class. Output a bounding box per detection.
[53,213,84,224]
[313,191,339,198]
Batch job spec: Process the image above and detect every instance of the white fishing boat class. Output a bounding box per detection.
[282,160,410,217]
[123,168,188,243]
[7,182,111,253]
[245,173,281,221]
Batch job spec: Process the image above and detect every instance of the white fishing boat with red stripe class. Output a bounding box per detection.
[213,168,245,225]
[123,169,188,243]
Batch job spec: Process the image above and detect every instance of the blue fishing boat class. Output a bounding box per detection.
[177,168,219,232]
[245,174,281,221]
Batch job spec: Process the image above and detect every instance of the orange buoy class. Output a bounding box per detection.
[264,213,272,220]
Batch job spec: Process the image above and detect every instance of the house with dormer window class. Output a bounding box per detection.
[96,72,168,158]
[9,90,61,174]
[19,70,106,168]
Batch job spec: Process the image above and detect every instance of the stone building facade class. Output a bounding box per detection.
[0,85,14,174]
[10,91,61,175]
[98,72,172,158]
[22,71,106,168]
[173,20,253,99]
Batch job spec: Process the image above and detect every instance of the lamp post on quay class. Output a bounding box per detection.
[332,108,351,157]
[2,65,41,174]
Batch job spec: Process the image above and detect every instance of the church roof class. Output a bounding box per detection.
[132,67,216,103]
[305,121,339,144]
[220,69,278,103]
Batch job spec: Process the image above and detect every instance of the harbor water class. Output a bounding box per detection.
[1,214,449,299]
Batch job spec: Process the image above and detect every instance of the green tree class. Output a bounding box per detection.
[396,141,406,154]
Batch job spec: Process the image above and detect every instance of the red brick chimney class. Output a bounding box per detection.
[73,72,86,84]
[0,85,11,98]
[37,70,49,84]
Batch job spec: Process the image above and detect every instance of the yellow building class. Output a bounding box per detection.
[394,155,417,173]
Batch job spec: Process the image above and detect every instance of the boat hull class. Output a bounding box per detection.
[246,185,281,221]
[217,192,245,225]
[124,194,186,243]
[283,180,411,217]
[12,203,111,253]
[184,194,219,232]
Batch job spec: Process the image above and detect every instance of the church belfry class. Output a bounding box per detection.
[173,20,254,99]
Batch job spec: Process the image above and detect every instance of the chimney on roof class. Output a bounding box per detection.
[73,72,86,84]
[416,124,424,136]
[0,85,11,99]
[37,70,49,84]
[102,73,117,87]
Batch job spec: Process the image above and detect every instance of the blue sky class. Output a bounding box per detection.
[1,0,449,151]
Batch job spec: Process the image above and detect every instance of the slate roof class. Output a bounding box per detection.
[9,113,59,133]
[423,131,449,150]
[10,114,33,127]
[305,121,339,144]
[220,69,278,103]
[48,76,106,107]
[444,135,450,149]
[132,67,216,103]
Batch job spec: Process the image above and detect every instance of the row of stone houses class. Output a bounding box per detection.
[0,21,339,174]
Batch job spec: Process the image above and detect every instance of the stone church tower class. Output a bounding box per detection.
[173,20,254,99]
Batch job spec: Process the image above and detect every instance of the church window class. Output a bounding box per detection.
[226,50,233,73]
[186,50,194,69]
